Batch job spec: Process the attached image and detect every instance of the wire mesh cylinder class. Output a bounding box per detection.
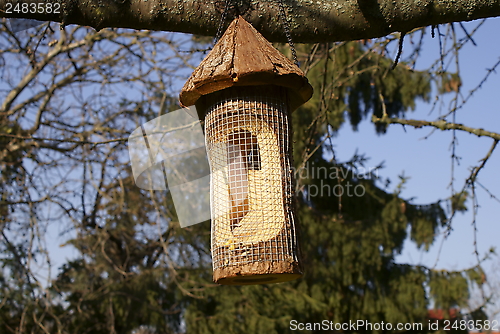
[202,85,302,285]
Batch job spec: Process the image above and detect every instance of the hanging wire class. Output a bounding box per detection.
[390,32,406,70]
[277,0,299,67]
[214,0,231,44]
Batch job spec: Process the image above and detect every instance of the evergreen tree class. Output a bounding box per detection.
[0,22,492,334]
[182,42,486,334]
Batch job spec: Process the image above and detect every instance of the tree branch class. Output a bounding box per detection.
[371,115,500,141]
[1,0,500,42]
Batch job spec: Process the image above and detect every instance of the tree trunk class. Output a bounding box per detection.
[1,0,499,42]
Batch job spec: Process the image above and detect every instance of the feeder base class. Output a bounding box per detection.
[216,273,301,285]
[214,259,302,285]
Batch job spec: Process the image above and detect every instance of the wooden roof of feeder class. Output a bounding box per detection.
[179,16,313,112]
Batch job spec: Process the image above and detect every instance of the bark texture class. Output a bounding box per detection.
[180,16,312,110]
[1,0,499,42]
[213,258,302,285]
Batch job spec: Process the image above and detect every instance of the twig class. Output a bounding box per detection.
[465,139,499,185]
[372,115,500,141]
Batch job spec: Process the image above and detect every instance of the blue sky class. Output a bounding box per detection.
[13,14,499,321]
[332,17,500,318]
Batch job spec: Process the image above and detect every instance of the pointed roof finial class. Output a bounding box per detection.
[180,16,313,111]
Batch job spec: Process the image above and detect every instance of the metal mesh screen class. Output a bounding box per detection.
[203,85,300,272]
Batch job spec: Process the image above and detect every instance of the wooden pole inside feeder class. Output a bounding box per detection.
[179,16,313,285]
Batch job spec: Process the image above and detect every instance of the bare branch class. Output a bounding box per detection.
[1,0,500,42]
[372,115,500,141]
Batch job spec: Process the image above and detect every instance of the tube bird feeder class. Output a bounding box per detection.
[179,16,313,285]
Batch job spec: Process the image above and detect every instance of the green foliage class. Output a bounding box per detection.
[297,42,432,135]
[451,191,468,213]
[180,42,479,333]
[47,175,212,333]
[429,270,470,310]
[0,31,486,334]
[176,46,473,333]
[406,202,447,251]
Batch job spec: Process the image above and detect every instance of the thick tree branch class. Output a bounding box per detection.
[1,0,500,42]
[372,115,500,141]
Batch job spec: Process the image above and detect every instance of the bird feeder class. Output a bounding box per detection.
[179,17,313,285]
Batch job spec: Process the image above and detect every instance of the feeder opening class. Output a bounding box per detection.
[227,130,261,231]
[203,85,302,284]
[178,17,313,285]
